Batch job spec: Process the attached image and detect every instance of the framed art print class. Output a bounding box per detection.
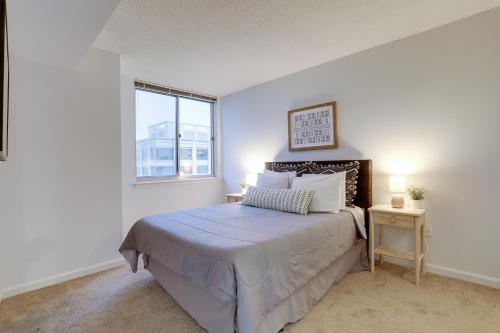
[288,101,337,151]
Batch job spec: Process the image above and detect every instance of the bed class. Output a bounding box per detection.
[120,160,372,333]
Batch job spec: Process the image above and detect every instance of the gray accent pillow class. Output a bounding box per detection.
[242,186,314,215]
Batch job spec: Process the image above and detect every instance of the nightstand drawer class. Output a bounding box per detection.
[373,212,414,228]
[226,193,244,203]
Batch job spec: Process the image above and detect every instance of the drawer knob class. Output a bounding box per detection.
[389,216,396,223]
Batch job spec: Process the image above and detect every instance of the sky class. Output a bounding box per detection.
[136,90,212,140]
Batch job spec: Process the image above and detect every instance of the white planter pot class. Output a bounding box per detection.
[410,200,424,209]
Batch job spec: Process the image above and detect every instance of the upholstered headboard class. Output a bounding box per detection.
[264,159,373,237]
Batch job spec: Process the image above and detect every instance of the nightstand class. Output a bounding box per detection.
[226,193,244,203]
[368,205,428,286]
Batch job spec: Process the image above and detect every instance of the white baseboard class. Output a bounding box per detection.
[380,257,500,289]
[0,258,125,301]
[2,257,498,304]
[426,263,500,290]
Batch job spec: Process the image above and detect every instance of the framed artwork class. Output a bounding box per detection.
[288,101,337,151]
[0,0,8,161]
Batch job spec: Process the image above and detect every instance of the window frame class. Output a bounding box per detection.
[134,83,216,182]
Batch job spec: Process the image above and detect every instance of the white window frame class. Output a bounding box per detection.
[134,81,217,182]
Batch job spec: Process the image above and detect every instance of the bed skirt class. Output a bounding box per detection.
[146,239,367,333]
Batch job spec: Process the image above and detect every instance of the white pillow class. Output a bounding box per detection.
[292,173,344,213]
[256,172,289,189]
[263,170,297,188]
[303,171,346,209]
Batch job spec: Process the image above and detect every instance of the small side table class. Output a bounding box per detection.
[368,205,428,286]
[226,193,244,203]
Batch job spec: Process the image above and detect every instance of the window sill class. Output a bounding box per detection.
[132,176,220,188]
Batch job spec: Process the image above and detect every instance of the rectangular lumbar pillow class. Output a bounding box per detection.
[242,186,314,215]
[292,172,344,213]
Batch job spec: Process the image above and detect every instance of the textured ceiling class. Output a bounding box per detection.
[94,0,500,96]
[8,0,121,68]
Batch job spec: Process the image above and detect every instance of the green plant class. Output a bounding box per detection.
[408,186,425,200]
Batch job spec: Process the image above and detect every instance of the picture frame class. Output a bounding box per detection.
[288,101,338,151]
[0,0,8,161]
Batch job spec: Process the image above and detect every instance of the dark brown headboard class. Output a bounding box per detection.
[264,159,373,237]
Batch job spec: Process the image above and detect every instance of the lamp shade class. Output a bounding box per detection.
[245,173,257,187]
[389,176,406,193]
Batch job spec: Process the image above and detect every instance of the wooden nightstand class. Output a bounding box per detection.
[226,193,244,203]
[368,205,428,286]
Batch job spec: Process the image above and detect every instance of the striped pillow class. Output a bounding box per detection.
[242,186,314,215]
[271,161,315,176]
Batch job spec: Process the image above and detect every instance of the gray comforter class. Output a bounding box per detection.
[120,203,366,333]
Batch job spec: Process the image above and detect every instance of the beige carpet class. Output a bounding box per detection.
[1,263,499,333]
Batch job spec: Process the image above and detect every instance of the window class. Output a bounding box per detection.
[180,147,192,160]
[135,81,215,180]
[180,165,193,175]
[183,130,195,139]
[197,127,208,140]
[197,165,209,174]
[151,148,174,160]
[196,148,208,160]
[153,166,175,176]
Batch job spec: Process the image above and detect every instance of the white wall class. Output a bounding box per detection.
[8,0,120,68]
[0,48,123,298]
[221,8,500,287]
[120,72,225,235]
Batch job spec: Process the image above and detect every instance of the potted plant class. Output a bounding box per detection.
[407,186,425,209]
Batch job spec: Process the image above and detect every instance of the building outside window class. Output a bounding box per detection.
[196,148,208,160]
[197,165,209,174]
[180,165,193,175]
[135,82,215,180]
[180,147,192,160]
[152,148,174,160]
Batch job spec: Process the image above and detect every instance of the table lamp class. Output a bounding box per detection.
[389,176,406,208]
[241,173,257,194]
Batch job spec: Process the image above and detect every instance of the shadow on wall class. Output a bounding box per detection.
[289,95,335,111]
[272,138,365,162]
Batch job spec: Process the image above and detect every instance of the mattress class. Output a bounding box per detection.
[120,203,366,333]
